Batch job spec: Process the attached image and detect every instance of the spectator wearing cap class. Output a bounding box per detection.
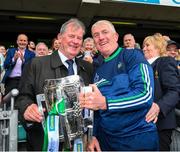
[167,40,180,70]
[166,40,180,59]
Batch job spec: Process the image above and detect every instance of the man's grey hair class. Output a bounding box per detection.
[83,37,94,46]
[60,18,86,35]
[35,42,48,51]
[91,20,116,33]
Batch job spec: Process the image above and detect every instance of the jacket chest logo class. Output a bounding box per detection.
[118,62,123,69]
[155,70,159,79]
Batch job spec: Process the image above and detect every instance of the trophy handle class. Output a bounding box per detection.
[36,94,46,131]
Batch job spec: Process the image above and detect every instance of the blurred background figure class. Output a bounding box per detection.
[82,37,103,68]
[82,37,96,63]
[166,40,180,59]
[0,52,4,74]
[163,35,171,41]
[48,48,53,55]
[51,37,60,52]
[143,34,179,151]
[123,33,140,49]
[0,45,6,82]
[0,53,4,81]
[0,45,6,94]
[28,40,36,52]
[35,42,49,57]
[2,34,35,95]
[0,45,7,58]
[166,40,180,71]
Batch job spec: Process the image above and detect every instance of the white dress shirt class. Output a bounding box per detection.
[58,51,77,75]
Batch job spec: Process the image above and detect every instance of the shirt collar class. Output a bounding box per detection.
[148,56,160,64]
[58,51,75,65]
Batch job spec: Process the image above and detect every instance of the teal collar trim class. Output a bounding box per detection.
[104,47,122,62]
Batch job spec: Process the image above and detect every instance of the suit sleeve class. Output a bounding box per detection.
[4,49,16,69]
[156,57,179,117]
[15,60,36,120]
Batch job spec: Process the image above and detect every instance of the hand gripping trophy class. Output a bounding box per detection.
[37,75,88,151]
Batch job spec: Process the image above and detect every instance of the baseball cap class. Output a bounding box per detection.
[167,40,180,49]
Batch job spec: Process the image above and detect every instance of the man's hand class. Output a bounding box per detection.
[84,56,93,63]
[19,50,24,61]
[24,103,44,122]
[79,84,107,110]
[145,102,160,123]
[87,136,101,152]
[14,51,19,61]
[14,50,24,61]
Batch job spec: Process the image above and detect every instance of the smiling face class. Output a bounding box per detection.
[143,35,167,60]
[53,39,61,50]
[143,37,160,59]
[91,21,119,58]
[166,44,178,58]
[84,40,94,51]
[58,23,84,59]
[17,34,28,50]
[35,43,49,57]
[143,41,158,59]
[0,46,6,56]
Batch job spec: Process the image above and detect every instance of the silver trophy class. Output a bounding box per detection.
[43,75,84,149]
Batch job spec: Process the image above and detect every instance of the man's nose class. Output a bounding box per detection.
[73,37,80,44]
[99,33,105,40]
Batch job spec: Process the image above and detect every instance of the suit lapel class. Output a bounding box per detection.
[24,49,30,62]
[75,58,86,74]
[50,51,65,78]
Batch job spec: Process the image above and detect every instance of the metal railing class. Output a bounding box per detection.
[0,89,19,151]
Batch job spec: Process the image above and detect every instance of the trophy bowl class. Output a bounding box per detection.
[43,75,85,142]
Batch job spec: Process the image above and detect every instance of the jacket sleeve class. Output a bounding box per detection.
[156,57,179,117]
[104,50,154,112]
[4,49,16,69]
[15,60,36,121]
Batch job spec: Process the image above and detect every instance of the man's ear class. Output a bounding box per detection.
[57,33,62,43]
[115,32,119,42]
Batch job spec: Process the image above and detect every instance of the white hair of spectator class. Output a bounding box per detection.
[35,42,49,57]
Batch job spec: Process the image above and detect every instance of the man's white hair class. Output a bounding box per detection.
[91,20,116,33]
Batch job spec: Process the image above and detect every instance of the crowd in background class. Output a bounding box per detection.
[0,32,179,83]
[0,18,179,151]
